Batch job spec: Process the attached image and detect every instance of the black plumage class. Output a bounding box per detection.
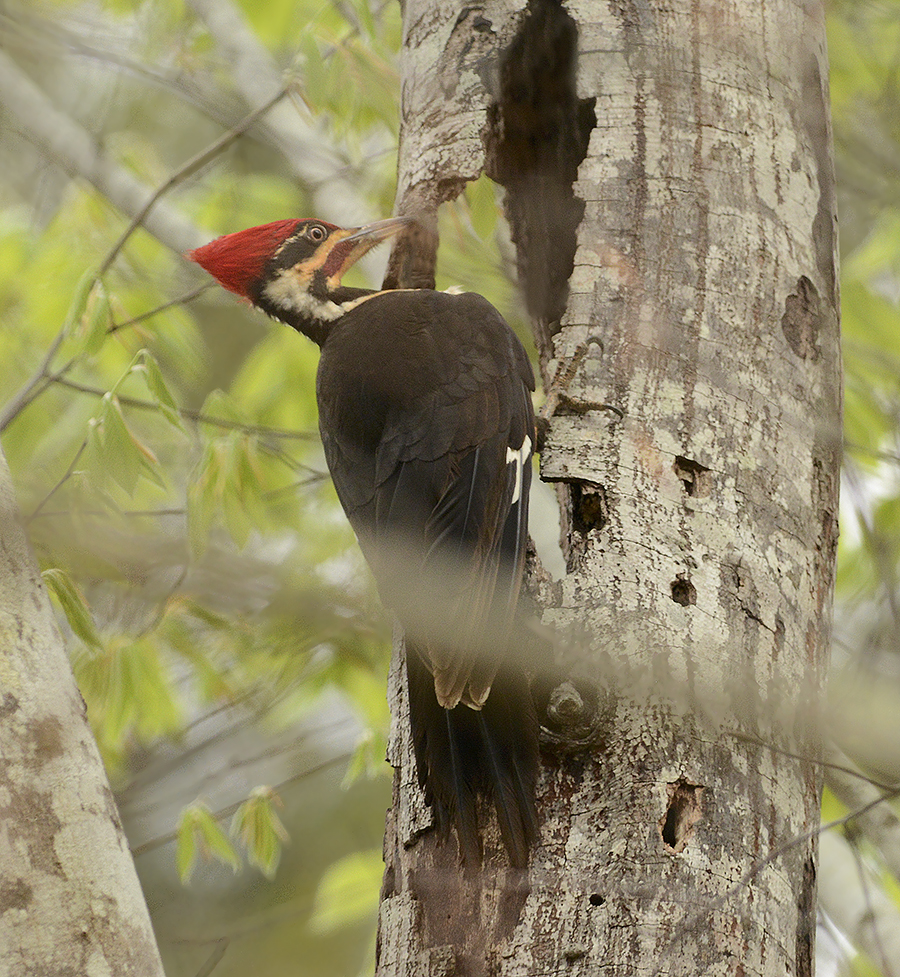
[187,217,540,865]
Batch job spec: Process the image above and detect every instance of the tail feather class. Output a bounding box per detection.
[406,646,538,867]
[476,706,539,867]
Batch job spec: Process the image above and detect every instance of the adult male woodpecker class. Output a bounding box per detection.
[187,216,539,865]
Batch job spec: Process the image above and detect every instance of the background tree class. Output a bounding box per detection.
[0,1,899,975]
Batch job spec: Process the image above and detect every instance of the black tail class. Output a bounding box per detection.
[406,647,539,867]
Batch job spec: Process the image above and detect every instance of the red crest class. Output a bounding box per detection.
[186,220,303,298]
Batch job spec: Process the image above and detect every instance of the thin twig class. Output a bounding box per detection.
[50,377,316,440]
[0,330,66,433]
[29,507,187,520]
[725,729,895,793]
[193,941,229,977]
[129,751,351,858]
[26,438,87,523]
[98,84,292,277]
[108,284,211,334]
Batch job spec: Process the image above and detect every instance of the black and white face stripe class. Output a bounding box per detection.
[262,272,345,322]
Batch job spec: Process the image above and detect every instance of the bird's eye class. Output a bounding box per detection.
[308,224,327,243]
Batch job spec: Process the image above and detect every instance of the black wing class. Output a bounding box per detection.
[318,289,535,703]
[317,289,538,863]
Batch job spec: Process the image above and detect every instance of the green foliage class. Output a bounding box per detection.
[177,802,240,882]
[42,568,102,650]
[848,952,891,977]
[308,849,383,934]
[231,786,290,878]
[829,1,900,652]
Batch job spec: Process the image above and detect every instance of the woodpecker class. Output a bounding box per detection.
[187,216,539,865]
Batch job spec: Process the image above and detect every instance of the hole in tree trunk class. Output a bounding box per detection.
[673,455,711,497]
[660,780,704,852]
[570,481,608,534]
[670,575,696,606]
[484,0,597,363]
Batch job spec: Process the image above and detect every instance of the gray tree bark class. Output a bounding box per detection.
[0,449,165,976]
[377,1,840,975]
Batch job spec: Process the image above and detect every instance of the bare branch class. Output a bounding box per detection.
[51,377,316,441]
[825,742,900,882]
[108,285,211,334]
[0,331,64,432]
[184,0,393,239]
[0,49,205,255]
[98,84,293,276]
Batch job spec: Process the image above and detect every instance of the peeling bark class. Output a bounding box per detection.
[379,1,839,974]
[0,450,165,976]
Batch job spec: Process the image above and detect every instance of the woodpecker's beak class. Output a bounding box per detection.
[343,216,414,244]
[323,216,413,287]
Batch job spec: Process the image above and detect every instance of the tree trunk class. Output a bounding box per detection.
[0,449,165,976]
[377,1,840,975]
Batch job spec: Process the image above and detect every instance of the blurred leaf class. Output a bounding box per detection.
[70,281,111,358]
[848,951,889,977]
[177,802,239,883]
[96,394,143,495]
[187,439,220,558]
[821,786,848,826]
[231,786,289,879]
[176,811,198,883]
[42,568,102,649]
[133,350,185,431]
[62,270,98,340]
[883,868,900,914]
[309,849,383,934]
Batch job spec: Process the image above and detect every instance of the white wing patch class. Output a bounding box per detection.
[506,434,532,506]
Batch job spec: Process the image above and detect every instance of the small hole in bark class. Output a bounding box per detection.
[670,575,696,606]
[570,481,608,533]
[673,455,711,497]
[589,893,605,906]
[660,780,704,852]
[781,275,821,360]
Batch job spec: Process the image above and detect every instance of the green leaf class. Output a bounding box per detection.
[222,481,252,549]
[177,803,239,883]
[62,269,98,337]
[187,440,220,558]
[176,811,198,883]
[308,849,383,933]
[63,279,111,358]
[42,568,102,649]
[97,394,143,495]
[231,787,288,879]
[134,350,185,431]
[196,809,240,869]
